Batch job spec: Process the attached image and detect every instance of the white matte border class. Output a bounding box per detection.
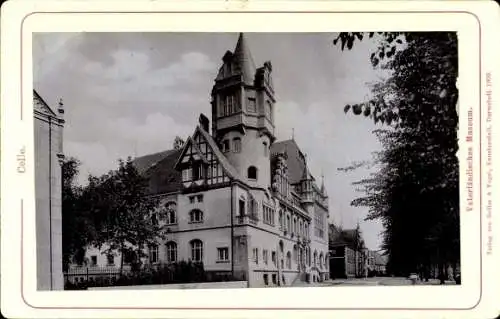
[1,1,499,318]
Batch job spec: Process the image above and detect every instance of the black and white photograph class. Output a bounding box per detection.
[33,31,461,290]
[2,2,499,318]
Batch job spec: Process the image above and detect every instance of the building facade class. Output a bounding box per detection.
[34,90,65,290]
[328,224,366,279]
[77,33,330,287]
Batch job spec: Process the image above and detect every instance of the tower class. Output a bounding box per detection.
[210,33,276,189]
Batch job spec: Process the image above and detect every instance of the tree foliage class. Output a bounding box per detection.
[62,157,164,274]
[334,32,459,276]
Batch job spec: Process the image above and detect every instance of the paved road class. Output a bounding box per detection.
[292,277,457,287]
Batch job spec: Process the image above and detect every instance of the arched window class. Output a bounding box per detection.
[247,166,258,180]
[299,220,303,236]
[233,137,241,153]
[165,202,177,225]
[286,251,292,269]
[305,224,309,238]
[319,253,324,269]
[313,250,318,266]
[189,209,203,223]
[286,215,291,233]
[307,248,311,266]
[166,241,177,263]
[293,245,298,264]
[279,210,283,230]
[190,239,203,262]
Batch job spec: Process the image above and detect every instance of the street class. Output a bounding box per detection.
[292,277,458,287]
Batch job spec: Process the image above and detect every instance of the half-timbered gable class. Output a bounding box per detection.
[174,125,240,191]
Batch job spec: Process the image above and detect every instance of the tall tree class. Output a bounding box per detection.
[334,32,459,276]
[61,157,96,271]
[90,157,164,275]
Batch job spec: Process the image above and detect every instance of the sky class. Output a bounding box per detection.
[33,32,389,250]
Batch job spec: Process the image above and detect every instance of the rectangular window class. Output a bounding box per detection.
[197,195,204,202]
[217,247,229,261]
[253,248,259,264]
[182,169,192,182]
[150,245,159,263]
[189,196,195,204]
[272,251,277,266]
[247,98,256,113]
[233,138,241,153]
[226,95,235,114]
[222,140,230,152]
[263,250,268,265]
[238,199,246,217]
[106,254,114,266]
[272,274,277,285]
[90,255,97,266]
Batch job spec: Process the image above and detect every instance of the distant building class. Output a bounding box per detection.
[73,33,330,288]
[34,90,65,290]
[328,224,366,279]
[366,250,387,276]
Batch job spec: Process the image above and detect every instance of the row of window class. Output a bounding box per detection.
[221,138,269,158]
[218,95,271,119]
[149,240,226,264]
[153,208,204,225]
[278,210,309,238]
[314,212,325,238]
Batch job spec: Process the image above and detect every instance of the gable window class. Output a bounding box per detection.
[182,168,192,182]
[247,166,257,180]
[222,139,230,152]
[192,162,204,180]
[263,142,268,157]
[247,98,256,113]
[233,137,241,153]
[165,202,177,224]
[166,241,177,263]
[149,245,159,263]
[190,239,203,262]
[189,209,204,223]
[217,247,229,262]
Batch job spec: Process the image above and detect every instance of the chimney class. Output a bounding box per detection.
[199,113,210,132]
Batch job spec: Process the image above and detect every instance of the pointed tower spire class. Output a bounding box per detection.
[233,32,256,85]
[321,170,326,193]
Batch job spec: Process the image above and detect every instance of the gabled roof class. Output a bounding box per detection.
[133,149,178,175]
[142,149,183,195]
[33,89,58,117]
[271,139,313,184]
[196,126,241,180]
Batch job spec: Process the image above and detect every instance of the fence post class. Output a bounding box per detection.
[86,267,89,282]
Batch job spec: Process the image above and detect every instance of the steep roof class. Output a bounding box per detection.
[271,139,314,184]
[196,126,241,180]
[33,89,58,117]
[133,149,178,175]
[232,33,257,85]
[142,149,183,195]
